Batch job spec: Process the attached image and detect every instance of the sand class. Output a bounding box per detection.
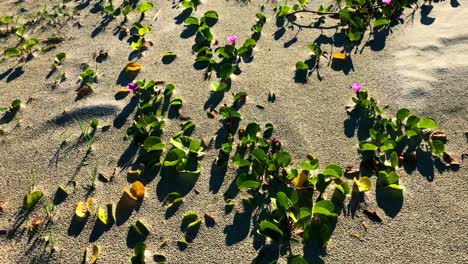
[0,0,467,263]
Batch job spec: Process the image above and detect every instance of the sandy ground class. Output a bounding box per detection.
[0,0,467,263]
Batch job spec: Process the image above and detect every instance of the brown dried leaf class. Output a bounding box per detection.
[345,166,360,176]
[361,221,368,230]
[431,131,447,142]
[77,86,93,96]
[363,209,383,222]
[350,232,363,241]
[204,212,216,226]
[30,217,43,231]
[207,111,217,119]
[443,151,460,166]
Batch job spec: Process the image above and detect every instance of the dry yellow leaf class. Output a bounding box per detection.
[97,208,107,225]
[85,197,96,214]
[332,52,346,60]
[124,61,142,72]
[123,186,138,201]
[131,181,145,199]
[115,87,130,95]
[127,169,141,177]
[75,202,88,218]
[292,171,308,188]
[89,245,99,264]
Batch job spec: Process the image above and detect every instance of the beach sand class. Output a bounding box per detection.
[0,0,467,263]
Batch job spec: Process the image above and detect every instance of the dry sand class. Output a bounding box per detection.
[0,0,467,263]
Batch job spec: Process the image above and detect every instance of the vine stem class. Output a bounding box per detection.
[288,9,339,16]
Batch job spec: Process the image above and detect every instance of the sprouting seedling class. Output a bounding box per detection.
[15,25,25,39]
[42,200,55,220]
[180,0,200,10]
[137,1,153,19]
[102,0,115,16]
[121,5,133,19]
[84,164,99,193]
[58,129,73,144]
[3,47,22,58]
[79,66,97,85]
[23,37,39,54]
[77,119,96,150]
[0,99,21,113]
[1,16,13,31]
[53,52,66,67]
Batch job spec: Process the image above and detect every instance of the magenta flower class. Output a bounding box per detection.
[227,34,238,45]
[350,82,362,93]
[127,82,138,92]
[382,0,391,5]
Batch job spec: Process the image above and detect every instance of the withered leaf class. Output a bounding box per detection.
[443,151,460,166]
[77,86,93,96]
[431,131,447,142]
[363,209,382,222]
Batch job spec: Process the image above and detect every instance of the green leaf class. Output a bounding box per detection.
[221,142,232,154]
[180,0,195,9]
[360,142,378,151]
[137,2,153,13]
[23,191,43,211]
[347,30,361,42]
[276,192,290,210]
[219,107,241,119]
[374,17,389,28]
[143,136,166,151]
[122,6,133,16]
[131,219,150,237]
[131,242,146,264]
[4,47,22,57]
[203,10,219,20]
[258,220,284,241]
[170,97,183,106]
[15,26,25,38]
[22,38,39,51]
[387,184,405,190]
[54,52,66,64]
[275,151,291,167]
[380,141,395,152]
[164,148,185,167]
[288,255,308,264]
[10,99,21,110]
[236,173,261,189]
[336,181,351,195]
[417,117,437,129]
[184,17,199,26]
[430,140,444,155]
[296,61,308,71]
[138,26,151,36]
[1,16,12,25]
[210,81,227,92]
[182,211,198,227]
[396,108,410,122]
[322,163,342,178]
[164,83,175,96]
[163,51,176,58]
[301,159,319,171]
[405,129,418,138]
[307,44,323,57]
[312,200,337,217]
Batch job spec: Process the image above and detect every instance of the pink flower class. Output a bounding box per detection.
[227,34,237,45]
[127,82,138,92]
[350,82,362,93]
[382,0,391,5]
